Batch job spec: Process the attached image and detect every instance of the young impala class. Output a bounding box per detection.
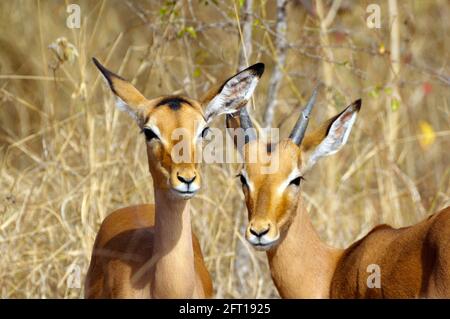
[85,58,264,298]
[228,88,450,298]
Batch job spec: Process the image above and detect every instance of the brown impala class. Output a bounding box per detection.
[227,88,450,298]
[85,58,264,298]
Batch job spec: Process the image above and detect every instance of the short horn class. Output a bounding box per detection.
[289,85,320,145]
[239,107,256,144]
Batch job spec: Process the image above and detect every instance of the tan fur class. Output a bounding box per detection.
[85,203,213,298]
[86,61,213,298]
[236,117,450,298]
[331,207,450,298]
[110,76,146,106]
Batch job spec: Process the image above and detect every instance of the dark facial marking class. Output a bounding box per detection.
[156,96,192,110]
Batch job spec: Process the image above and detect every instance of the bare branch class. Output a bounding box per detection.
[386,0,401,159]
[238,0,254,70]
[235,0,257,127]
[322,0,342,29]
[263,0,288,127]
[232,1,260,297]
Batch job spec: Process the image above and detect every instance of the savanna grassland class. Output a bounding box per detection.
[0,0,449,298]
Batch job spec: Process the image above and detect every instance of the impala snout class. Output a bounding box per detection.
[246,220,279,250]
[171,166,200,199]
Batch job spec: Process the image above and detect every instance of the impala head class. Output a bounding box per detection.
[229,88,361,250]
[93,58,264,199]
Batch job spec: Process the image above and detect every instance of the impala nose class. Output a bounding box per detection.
[249,224,270,238]
[177,174,196,185]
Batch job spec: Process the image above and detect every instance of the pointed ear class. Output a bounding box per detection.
[202,63,264,122]
[93,57,147,124]
[301,99,361,173]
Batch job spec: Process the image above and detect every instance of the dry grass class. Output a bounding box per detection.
[0,0,449,298]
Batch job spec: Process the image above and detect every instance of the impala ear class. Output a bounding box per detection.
[93,57,147,124]
[301,99,361,173]
[202,63,264,122]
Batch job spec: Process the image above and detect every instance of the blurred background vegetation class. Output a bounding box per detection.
[0,0,449,298]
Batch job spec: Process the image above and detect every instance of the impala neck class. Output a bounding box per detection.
[151,187,196,298]
[267,196,343,298]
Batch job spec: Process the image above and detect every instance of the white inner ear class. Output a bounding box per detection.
[116,97,140,123]
[225,73,259,103]
[304,110,357,173]
[204,72,259,122]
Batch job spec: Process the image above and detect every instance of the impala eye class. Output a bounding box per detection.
[142,128,159,141]
[201,126,210,139]
[237,174,248,187]
[289,176,304,186]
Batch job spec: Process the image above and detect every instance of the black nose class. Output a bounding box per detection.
[250,225,270,237]
[177,175,196,185]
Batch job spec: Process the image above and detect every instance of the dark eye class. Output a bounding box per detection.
[289,176,304,186]
[201,127,210,139]
[237,174,248,187]
[142,128,158,141]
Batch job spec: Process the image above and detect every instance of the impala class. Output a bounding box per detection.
[85,58,264,298]
[228,88,450,298]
